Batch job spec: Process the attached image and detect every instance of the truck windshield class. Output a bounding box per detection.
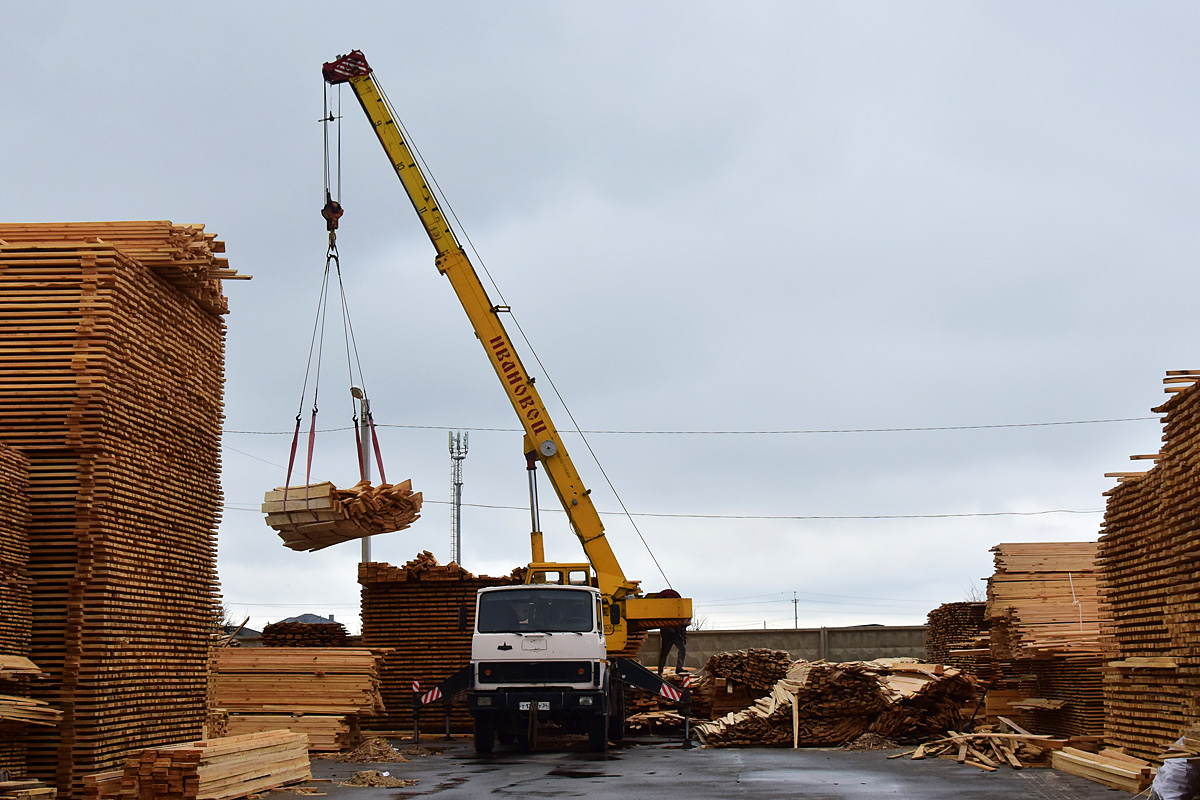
[477,589,594,634]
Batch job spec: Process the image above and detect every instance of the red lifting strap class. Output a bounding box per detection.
[353,420,366,483]
[368,414,387,485]
[284,417,302,500]
[305,412,319,486]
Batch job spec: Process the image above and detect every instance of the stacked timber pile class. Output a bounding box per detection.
[209,648,383,752]
[982,542,1106,740]
[359,553,518,732]
[703,649,792,692]
[0,446,35,782]
[263,481,422,552]
[94,731,309,800]
[259,621,349,647]
[694,657,976,747]
[926,602,993,679]
[0,222,242,798]
[1098,371,1200,760]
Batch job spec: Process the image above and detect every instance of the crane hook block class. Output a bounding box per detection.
[323,50,371,84]
[322,192,344,232]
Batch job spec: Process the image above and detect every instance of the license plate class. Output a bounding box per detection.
[518,701,550,711]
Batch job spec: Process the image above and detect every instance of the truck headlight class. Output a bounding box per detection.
[579,697,594,706]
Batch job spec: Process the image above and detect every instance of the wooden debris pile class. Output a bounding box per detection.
[702,649,793,693]
[0,222,240,798]
[359,553,518,732]
[1098,372,1200,760]
[209,648,384,752]
[694,658,977,748]
[263,480,422,552]
[84,731,310,800]
[259,621,350,647]
[896,722,1067,772]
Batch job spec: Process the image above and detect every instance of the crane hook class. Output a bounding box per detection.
[321,190,344,245]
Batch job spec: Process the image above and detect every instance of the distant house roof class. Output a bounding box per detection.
[221,624,261,639]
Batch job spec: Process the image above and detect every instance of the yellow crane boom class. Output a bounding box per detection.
[323,50,690,652]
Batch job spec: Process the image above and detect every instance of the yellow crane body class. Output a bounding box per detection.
[323,51,690,652]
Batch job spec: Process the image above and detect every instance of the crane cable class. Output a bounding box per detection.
[285,82,383,495]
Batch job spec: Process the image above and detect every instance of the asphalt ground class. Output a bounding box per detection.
[304,734,1128,799]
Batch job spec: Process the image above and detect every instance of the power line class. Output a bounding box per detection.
[221,499,1103,520]
[224,415,1156,437]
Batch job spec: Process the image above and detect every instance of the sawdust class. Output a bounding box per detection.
[338,771,417,788]
[839,732,901,751]
[397,745,440,757]
[341,738,410,763]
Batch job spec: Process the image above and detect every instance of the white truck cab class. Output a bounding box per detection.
[467,584,612,752]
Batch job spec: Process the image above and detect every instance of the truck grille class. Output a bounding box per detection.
[477,661,594,684]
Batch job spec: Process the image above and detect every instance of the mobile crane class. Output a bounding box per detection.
[323,50,693,752]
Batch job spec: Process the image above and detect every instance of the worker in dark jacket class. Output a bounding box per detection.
[654,589,688,675]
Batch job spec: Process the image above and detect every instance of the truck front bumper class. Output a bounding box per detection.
[468,689,606,713]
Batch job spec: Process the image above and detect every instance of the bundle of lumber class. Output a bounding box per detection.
[0,696,62,727]
[926,602,992,679]
[702,649,793,693]
[209,648,383,752]
[694,658,977,748]
[0,446,31,658]
[359,553,518,732]
[976,541,1106,740]
[118,731,310,800]
[1051,747,1154,792]
[1098,372,1200,760]
[0,222,242,798]
[259,621,349,647]
[263,481,422,552]
[0,779,57,800]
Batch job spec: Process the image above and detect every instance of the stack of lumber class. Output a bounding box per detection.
[1098,372,1200,759]
[0,696,62,727]
[209,649,383,752]
[926,602,993,679]
[259,621,349,647]
[0,779,57,800]
[1051,747,1154,792]
[694,658,977,748]
[0,447,34,783]
[0,446,31,657]
[263,481,422,552]
[359,552,518,732]
[117,731,309,800]
[702,649,793,693]
[980,542,1106,740]
[0,222,241,797]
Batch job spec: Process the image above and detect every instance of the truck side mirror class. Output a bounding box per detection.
[610,602,621,626]
[458,605,469,632]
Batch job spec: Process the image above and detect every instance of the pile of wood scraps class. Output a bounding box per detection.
[694,657,977,748]
[896,725,1067,771]
[263,481,422,552]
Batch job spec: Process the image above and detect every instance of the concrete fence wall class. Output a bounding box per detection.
[638,625,928,672]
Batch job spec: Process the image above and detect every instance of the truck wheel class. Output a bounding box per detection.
[474,714,495,754]
[588,713,608,753]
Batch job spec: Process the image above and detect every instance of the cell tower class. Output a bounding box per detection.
[449,431,469,565]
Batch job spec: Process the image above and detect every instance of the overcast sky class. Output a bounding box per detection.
[5,3,1198,635]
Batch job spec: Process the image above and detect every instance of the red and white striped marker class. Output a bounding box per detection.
[412,680,420,692]
[682,674,694,688]
[658,682,682,702]
[421,687,443,705]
